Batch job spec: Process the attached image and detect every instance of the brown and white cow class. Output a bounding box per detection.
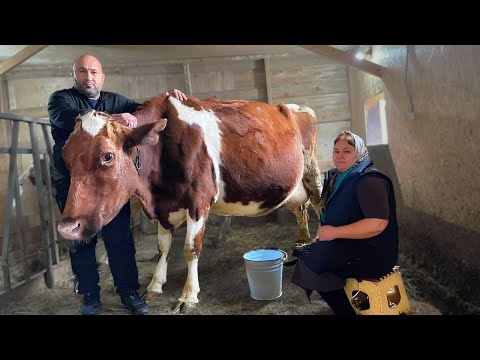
[57,94,323,313]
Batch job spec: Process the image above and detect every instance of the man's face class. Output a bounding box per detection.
[71,57,105,99]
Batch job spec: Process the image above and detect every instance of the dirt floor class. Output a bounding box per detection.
[0,213,442,316]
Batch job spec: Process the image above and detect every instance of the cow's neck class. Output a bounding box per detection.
[129,145,157,219]
[134,178,156,220]
[129,96,171,219]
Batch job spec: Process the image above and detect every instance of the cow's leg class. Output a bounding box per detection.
[144,224,173,302]
[292,204,310,245]
[173,213,207,314]
[284,180,311,245]
[302,146,323,218]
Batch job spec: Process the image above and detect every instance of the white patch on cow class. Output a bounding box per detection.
[168,208,187,228]
[169,97,222,201]
[187,215,205,242]
[281,178,309,209]
[286,103,316,118]
[147,224,173,294]
[211,200,272,216]
[80,111,108,137]
[286,104,301,112]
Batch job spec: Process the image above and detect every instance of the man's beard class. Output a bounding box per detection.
[74,81,101,99]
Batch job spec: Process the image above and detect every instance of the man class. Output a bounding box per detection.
[48,54,187,315]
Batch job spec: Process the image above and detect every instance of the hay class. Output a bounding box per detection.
[0,216,443,315]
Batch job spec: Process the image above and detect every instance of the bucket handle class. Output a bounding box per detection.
[263,247,288,262]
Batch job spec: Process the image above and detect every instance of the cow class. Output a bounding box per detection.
[57,94,323,313]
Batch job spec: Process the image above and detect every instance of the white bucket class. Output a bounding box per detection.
[243,248,287,300]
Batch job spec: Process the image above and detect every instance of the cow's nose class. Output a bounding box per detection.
[58,219,85,240]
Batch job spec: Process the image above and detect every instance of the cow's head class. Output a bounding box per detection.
[57,110,166,240]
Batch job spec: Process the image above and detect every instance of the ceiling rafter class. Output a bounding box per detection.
[0,45,49,76]
[299,45,385,78]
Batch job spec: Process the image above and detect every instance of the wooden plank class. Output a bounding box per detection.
[9,107,48,118]
[189,59,261,73]
[0,46,49,77]
[271,64,347,83]
[316,120,352,169]
[7,78,70,110]
[232,70,265,89]
[5,66,70,80]
[274,93,351,122]
[264,58,272,104]
[190,68,265,93]
[271,80,348,98]
[106,74,186,100]
[193,88,267,102]
[269,53,338,68]
[6,54,305,80]
[300,45,384,78]
[7,63,183,80]
[191,71,234,93]
[115,63,183,76]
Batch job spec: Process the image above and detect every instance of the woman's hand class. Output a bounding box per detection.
[316,225,337,241]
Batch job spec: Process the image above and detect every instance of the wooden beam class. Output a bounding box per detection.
[10,107,48,118]
[299,45,385,78]
[0,45,49,76]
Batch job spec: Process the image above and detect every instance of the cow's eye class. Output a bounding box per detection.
[103,153,114,163]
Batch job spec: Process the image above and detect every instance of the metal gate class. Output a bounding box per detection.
[0,112,62,295]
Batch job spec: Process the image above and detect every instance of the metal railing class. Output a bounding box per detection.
[0,112,60,295]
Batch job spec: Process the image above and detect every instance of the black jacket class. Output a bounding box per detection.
[48,87,137,186]
[322,156,399,271]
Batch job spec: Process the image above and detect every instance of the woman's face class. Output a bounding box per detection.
[333,138,356,172]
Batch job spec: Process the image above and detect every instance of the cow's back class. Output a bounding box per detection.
[193,99,308,215]
[135,95,318,220]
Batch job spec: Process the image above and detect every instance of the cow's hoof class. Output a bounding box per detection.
[172,300,199,314]
[143,290,162,303]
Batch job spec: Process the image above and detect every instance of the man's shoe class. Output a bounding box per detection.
[80,292,101,315]
[120,291,149,315]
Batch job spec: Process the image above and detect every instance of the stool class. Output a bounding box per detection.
[344,267,411,315]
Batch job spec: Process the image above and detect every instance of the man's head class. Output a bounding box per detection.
[71,54,105,100]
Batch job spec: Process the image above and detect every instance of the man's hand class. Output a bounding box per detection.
[111,113,138,128]
[165,89,188,101]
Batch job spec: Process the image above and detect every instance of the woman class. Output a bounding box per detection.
[290,131,399,315]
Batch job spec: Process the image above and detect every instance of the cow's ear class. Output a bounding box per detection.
[124,118,167,148]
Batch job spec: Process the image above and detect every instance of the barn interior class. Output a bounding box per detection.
[0,45,478,315]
